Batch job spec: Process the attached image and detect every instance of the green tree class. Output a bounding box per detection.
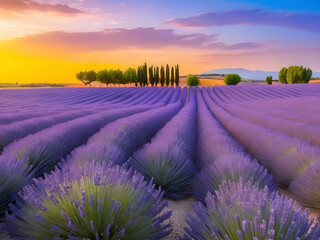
[171,67,174,86]
[302,67,312,83]
[154,66,159,87]
[279,67,288,84]
[96,70,110,86]
[160,66,165,87]
[165,64,170,86]
[186,74,200,86]
[149,66,154,86]
[142,63,148,86]
[124,68,137,86]
[266,76,272,85]
[84,70,97,87]
[224,74,241,85]
[175,65,180,86]
[76,71,89,86]
[286,66,313,84]
[137,67,143,86]
[113,69,124,86]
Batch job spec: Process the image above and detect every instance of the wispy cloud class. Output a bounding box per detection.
[0,0,85,16]
[166,9,320,32]
[0,27,267,53]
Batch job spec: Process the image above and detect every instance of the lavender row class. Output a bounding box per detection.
[209,87,320,207]
[0,109,99,151]
[3,89,183,238]
[68,101,182,167]
[204,87,320,188]
[192,87,276,203]
[0,105,154,214]
[215,86,320,126]
[216,84,320,103]
[210,90,320,149]
[184,87,319,239]
[130,88,196,199]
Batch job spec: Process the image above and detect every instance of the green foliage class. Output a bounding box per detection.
[137,66,143,86]
[287,66,312,84]
[224,74,241,85]
[186,74,199,86]
[165,64,170,86]
[76,70,96,86]
[143,63,148,86]
[175,65,180,86]
[149,66,154,86]
[77,63,180,87]
[154,67,159,86]
[160,66,165,87]
[124,68,137,86]
[171,67,174,86]
[76,71,88,86]
[86,70,97,82]
[109,69,123,86]
[279,67,288,84]
[266,76,272,85]
[96,70,109,86]
[279,66,312,84]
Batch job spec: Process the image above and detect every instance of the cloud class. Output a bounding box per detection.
[0,27,267,53]
[166,9,320,32]
[0,0,85,16]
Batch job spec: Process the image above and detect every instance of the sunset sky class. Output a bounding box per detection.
[0,0,319,83]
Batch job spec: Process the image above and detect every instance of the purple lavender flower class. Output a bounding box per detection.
[6,161,172,239]
[193,153,276,202]
[184,179,320,240]
[130,101,196,199]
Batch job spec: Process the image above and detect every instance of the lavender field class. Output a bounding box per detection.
[1,85,320,239]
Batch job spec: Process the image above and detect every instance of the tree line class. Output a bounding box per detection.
[76,63,180,87]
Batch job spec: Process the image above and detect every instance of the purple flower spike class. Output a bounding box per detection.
[6,161,172,239]
[184,179,320,239]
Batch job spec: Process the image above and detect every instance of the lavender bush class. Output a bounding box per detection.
[290,161,320,208]
[193,154,276,202]
[185,180,320,240]
[6,161,172,239]
[130,93,196,199]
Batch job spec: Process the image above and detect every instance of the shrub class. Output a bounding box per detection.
[6,162,172,239]
[266,76,272,85]
[287,65,312,84]
[186,75,199,86]
[224,74,241,85]
[193,154,276,202]
[184,180,320,240]
[279,67,288,84]
[279,66,312,84]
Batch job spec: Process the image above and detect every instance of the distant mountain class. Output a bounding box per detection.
[201,68,320,81]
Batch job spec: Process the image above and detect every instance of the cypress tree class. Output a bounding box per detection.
[155,67,159,86]
[143,63,148,86]
[138,66,143,86]
[149,66,154,86]
[171,66,174,86]
[175,64,180,86]
[165,64,170,86]
[160,66,165,87]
